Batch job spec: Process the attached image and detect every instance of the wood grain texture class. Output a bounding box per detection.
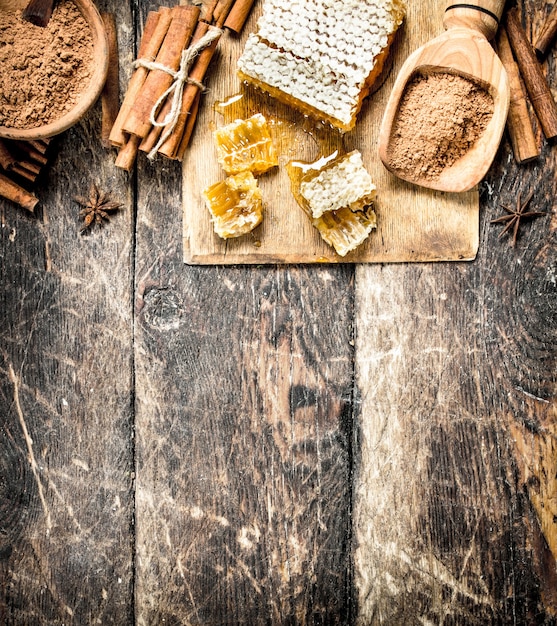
[134,264,354,624]
[182,0,479,264]
[0,2,134,622]
[353,261,554,624]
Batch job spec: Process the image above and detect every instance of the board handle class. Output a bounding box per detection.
[443,0,506,39]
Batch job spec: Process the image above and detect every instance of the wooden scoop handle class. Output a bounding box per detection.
[443,0,506,39]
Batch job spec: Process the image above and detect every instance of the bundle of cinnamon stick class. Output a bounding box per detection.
[497,6,557,164]
[111,0,255,171]
[0,138,51,212]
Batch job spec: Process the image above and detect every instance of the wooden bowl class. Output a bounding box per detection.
[0,0,109,140]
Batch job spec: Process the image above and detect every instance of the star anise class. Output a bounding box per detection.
[491,189,547,247]
[75,183,123,234]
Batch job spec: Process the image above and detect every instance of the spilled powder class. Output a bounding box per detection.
[388,72,494,181]
[0,0,94,129]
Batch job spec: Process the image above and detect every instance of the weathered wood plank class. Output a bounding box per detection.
[354,71,557,626]
[0,1,135,622]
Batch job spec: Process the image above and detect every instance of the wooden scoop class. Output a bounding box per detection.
[378,0,510,193]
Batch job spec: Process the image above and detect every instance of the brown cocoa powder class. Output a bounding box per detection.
[0,0,94,129]
[388,72,494,181]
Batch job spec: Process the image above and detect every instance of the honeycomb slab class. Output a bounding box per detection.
[237,0,405,131]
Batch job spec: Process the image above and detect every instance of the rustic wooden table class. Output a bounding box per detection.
[1,0,556,624]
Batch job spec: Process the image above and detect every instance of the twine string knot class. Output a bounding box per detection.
[134,27,222,159]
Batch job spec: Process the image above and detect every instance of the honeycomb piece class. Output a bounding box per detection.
[203,171,263,239]
[300,150,376,218]
[237,0,406,131]
[313,206,377,257]
[214,114,278,175]
[291,150,377,256]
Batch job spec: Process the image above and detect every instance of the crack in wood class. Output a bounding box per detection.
[7,362,51,533]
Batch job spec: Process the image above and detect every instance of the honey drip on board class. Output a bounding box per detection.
[213,85,348,200]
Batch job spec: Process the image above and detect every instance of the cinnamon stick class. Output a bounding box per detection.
[534,5,557,58]
[109,9,171,147]
[224,0,256,33]
[17,159,41,176]
[505,8,557,141]
[200,0,219,23]
[145,89,201,161]
[174,90,201,161]
[0,172,38,212]
[0,138,50,183]
[11,163,38,183]
[213,0,235,27]
[101,12,120,149]
[157,25,222,159]
[497,26,540,163]
[13,141,48,165]
[115,135,141,172]
[122,5,201,140]
[24,139,50,155]
[0,139,16,171]
[137,100,169,154]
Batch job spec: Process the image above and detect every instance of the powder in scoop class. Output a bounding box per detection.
[387,72,494,181]
[0,0,94,129]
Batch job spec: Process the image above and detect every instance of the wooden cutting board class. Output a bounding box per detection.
[182,0,480,264]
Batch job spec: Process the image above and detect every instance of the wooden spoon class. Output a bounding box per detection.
[22,0,55,27]
[378,0,510,193]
